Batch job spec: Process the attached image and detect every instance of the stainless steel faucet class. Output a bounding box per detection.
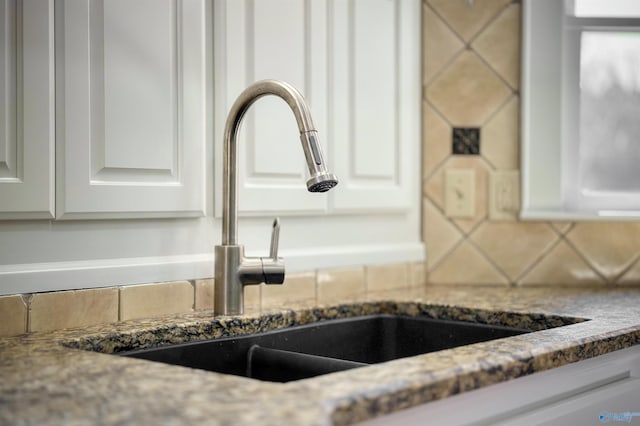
[214,80,338,316]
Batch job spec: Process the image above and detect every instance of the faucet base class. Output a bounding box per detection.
[214,245,245,316]
[213,244,286,316]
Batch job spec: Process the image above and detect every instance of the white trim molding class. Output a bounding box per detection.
[0,242,424,295]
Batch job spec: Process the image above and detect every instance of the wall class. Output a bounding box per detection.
[422,0,640,287]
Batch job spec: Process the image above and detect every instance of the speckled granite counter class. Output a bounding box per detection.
[2,286,640,425]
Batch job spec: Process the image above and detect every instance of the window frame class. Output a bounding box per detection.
[522,0,640,220]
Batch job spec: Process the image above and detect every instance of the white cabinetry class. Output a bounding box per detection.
[330,0,416,211]
[0,0,422,295]
[360,346,640,426]
[214,0,418,216]
[215,0,328,215]
[0,0,55,219]
[55,0,209,219]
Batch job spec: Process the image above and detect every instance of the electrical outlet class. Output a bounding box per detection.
[445,169,475,218]
[489,170,520,221]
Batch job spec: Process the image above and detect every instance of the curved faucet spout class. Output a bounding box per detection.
[215,80,338,316]
[222,79,338,245]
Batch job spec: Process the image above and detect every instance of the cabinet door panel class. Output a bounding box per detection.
[214,0,419,216]
[0,0,55,219]
[56,0,209,219]
[215,0,328,216]
[330,0,419,211]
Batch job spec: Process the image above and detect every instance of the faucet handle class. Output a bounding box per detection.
[269,218,280,259]
[262,218,284,285]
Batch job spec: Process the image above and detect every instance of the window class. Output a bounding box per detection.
[522,0,640,219]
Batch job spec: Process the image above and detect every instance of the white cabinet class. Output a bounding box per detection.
[0,0,423,294]
[214,0,419,216]
[359,346,640,426]
[0,0,55,219]
[330,0,417,212]
[215,0,328,215]
[55,0,210,219]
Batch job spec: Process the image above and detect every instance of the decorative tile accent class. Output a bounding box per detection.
[30,288,118,333]
[0,295,27,337]
[452,127,480,155]
[194,279,214,310]
[423,198,464,269]
[567,223,640,282]
[262,272,316,310]
[317,267,366,304]
[423,102,452,178]
[427,0,512,42]
[471,3,521,89]
[119,281,193,321]
[423,3,465,83]
[519,241,605,286]
[482,96,519,169]
[428,241,509,285]
[366,263,409,292]
[470,222,559,281]
[427,51,511,126]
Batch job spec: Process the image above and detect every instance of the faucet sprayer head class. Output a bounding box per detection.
[299,130,339,193]
[307,173,339,193]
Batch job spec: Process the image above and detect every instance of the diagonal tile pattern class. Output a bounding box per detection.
[470,222,559,282]
[423,3,465,83]
[616,258,640,285]
[423,198,463,269]
[427,0,512,42]
[519,241,605,286]
[428,240,509,285]
[427,51,511,126]
[482,96,519,169]
[471,3,521,90]
[567,223,640,282]
[422,0,637,287]
[422,102,451,178]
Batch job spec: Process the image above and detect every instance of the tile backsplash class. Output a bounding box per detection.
[422,0,640,287]
[0,262,425,337]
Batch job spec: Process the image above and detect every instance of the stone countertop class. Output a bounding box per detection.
[2,286,640,425]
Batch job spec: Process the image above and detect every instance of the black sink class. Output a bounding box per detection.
[120,314,530,382]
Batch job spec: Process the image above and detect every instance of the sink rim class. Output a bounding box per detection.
[117,313,537,382]
[61,301,590,356]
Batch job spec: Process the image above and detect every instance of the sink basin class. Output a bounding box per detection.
[120,314,530,382]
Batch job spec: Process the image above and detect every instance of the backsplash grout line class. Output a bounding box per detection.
[466,235,512,285]
[613,253,640,285]
[117,287,122,322]
[514,235,564,286]
[563,235,610,285]
[25,294,33,333]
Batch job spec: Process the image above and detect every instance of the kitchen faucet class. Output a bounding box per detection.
[214,80,338,315]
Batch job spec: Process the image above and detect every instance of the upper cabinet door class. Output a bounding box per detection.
[330,0,420,212]
[214,0,329,216]
[55,0,210,219]
[0,0,55,219]
[215,0,420,217]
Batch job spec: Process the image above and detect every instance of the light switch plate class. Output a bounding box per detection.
[489,170,520,221]
[445,169,475,218]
